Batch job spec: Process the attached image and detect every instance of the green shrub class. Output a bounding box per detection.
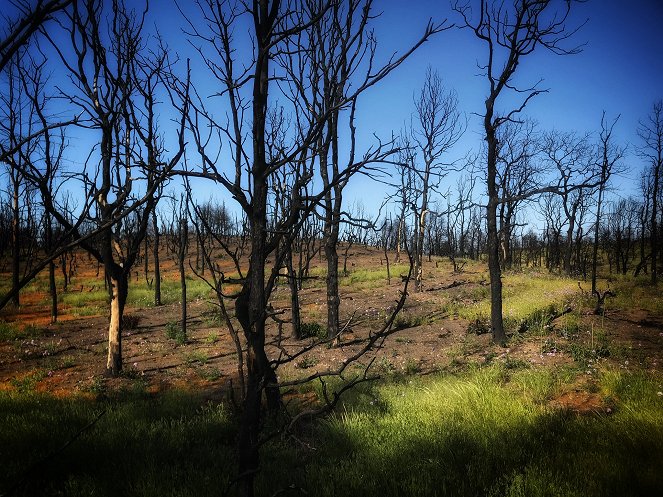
[300,321,326,339]
[297,355,319,369]
[165,321,187,345]
[0,322,20,341]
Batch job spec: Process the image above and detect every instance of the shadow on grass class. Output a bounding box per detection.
[1,369,662,497]
[257,370,663,497]
[0,390,237,497]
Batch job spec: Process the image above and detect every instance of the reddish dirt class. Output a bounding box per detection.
[1,246,662,404]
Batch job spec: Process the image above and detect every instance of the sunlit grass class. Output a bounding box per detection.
[606,275,663,314]
[449,271,579,326]
[296,366,663,497]
[1,366,661,496]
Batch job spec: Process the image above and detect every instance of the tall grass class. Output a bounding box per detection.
[449,272,579,327]
[1,365,661,496]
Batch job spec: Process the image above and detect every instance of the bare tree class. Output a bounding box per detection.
[541,130,594,274]
[591,113,624,294]
[408,68,464,290]
[454,0,585,344]
[0,0,72,72]
[180,1,442,494]
[495,119,540,269]
[1,0,190,376]
[638,100,663,285]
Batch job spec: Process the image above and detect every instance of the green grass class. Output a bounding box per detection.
[1,366,661,496]
[481,272,578,321]
[297,366,663,497]
[606,275,663,314]
[0,391,235,497]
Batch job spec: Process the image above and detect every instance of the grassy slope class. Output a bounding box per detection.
[2,259,662,496]
[1,365,661,496]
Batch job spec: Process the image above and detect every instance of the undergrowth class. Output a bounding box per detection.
[1,366,661,496]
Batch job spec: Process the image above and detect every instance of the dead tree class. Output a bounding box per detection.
[180,1,443,494]
[4,0,190,376]
[0,0,73,72]
[494,120,541,269]
[541,130,595,274]
[408,68,464,291]
[638,100,663,285]
[454,0,585,344]
[591,113,624,295]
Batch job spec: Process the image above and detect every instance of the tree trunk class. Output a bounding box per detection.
[325,233,340,340]
[106,268,128,376]
[144,233,150,287]
[46,214,57,324]
[286,245,301,339]
[563,212,576,274]
[414,208,427,292]
[11,176,19,307]
[591,181,606,294]
[178,217,188,338]
[153,209,162,306]
[652,156,660,285]
[236,16,279,493]
[485,102,506,344]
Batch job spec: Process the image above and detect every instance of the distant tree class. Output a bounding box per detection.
[634,168,653,277]
[454,0,586,343]
[541,130,595,274]
[591,113,624,294]
[638,100,663,285]
[408,68,464,291]
[495,119,540,269]
[607,198,639,275]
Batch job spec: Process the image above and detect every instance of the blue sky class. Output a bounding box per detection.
[5,0,662,221]
[340,0,663,213]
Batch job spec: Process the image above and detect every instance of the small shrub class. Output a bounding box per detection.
[300,322,325,339]
[297,355,319,369]
[376,357,396,375]
[568,342,610,363]
[198,367,222,381]
[205,331,220,344]
[504,356,530,370]
[165,321,187,345]
[0,322,20,341]
[122,314,140,330]
[540,337,559,355]
[186,351,209,365]
[84,376,107,395]
[403,358,420,375]
[467,318,490,335]
[10,370,47,392]
[393,313,426,331]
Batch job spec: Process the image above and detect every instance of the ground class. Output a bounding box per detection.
[1,245,661,415]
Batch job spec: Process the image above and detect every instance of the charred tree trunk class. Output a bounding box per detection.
[46,213,57,323]
[286,244,301,339]
[486,123,506,344]
[178,217,188,339]
[11,174,19,307]
[153,210,161,306]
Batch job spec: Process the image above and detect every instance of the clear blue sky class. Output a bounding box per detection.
[341,0,663,213]
[6,0,662,220]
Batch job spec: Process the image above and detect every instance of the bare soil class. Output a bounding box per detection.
[1,247,662,415]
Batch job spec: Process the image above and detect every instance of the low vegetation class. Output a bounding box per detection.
[1,365,661,497]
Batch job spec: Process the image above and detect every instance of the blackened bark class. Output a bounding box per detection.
[152,209,161,306]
